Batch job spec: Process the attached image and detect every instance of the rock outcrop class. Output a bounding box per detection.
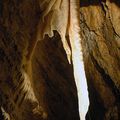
[80,0,120,120]
[0,1,79,120]
[0,0,120,120]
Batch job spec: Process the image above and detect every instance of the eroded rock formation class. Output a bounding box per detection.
[0,1,80,120]
[0,0,120,120]
[80,0,120,120]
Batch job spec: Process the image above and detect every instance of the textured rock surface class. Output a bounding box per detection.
[32,32,80,120]
[0,0,120,120]
[80,0,120,120]
[0,1,79,120]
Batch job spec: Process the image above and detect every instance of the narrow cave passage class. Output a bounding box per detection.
[31,31,80,120]
[0,0,120,120]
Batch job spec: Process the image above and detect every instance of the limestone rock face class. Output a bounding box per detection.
[0,0,120,120]
[0,1,79,120]
[80,0,120,120]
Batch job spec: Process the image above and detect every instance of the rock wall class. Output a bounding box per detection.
[0,0,120,120]
[0,1,79,120]
[80,0,120,120]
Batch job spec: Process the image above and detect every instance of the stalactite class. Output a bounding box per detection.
[38,0,90,119]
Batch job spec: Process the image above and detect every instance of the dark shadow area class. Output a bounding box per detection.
[0,108,4,120]
[80,0,120,7]
[32,31,80,120]
[86,80,106,120]
[90,55,120,119]
[91,55,120,102]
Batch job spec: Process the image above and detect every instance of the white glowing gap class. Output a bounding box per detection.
[71,35,89,120]
[69,0,89,119]
[39,0,90,119]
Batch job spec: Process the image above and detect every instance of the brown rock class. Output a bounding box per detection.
[0,0,120,120]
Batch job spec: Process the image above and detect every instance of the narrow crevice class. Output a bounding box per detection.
[90,54,120,102]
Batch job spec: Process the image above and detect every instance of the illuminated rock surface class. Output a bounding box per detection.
[80,0,120,120]
[0,0,120,120]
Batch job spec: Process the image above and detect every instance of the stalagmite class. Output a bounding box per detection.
[38,0,90,119]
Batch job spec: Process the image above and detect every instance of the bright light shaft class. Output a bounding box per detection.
[69,0,89,120]
[38,0,90,119]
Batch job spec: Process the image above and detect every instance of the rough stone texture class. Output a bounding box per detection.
[32,32,80,120]
[0,0,120,120]
[80,0,120,120]
[0,1,79,120]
